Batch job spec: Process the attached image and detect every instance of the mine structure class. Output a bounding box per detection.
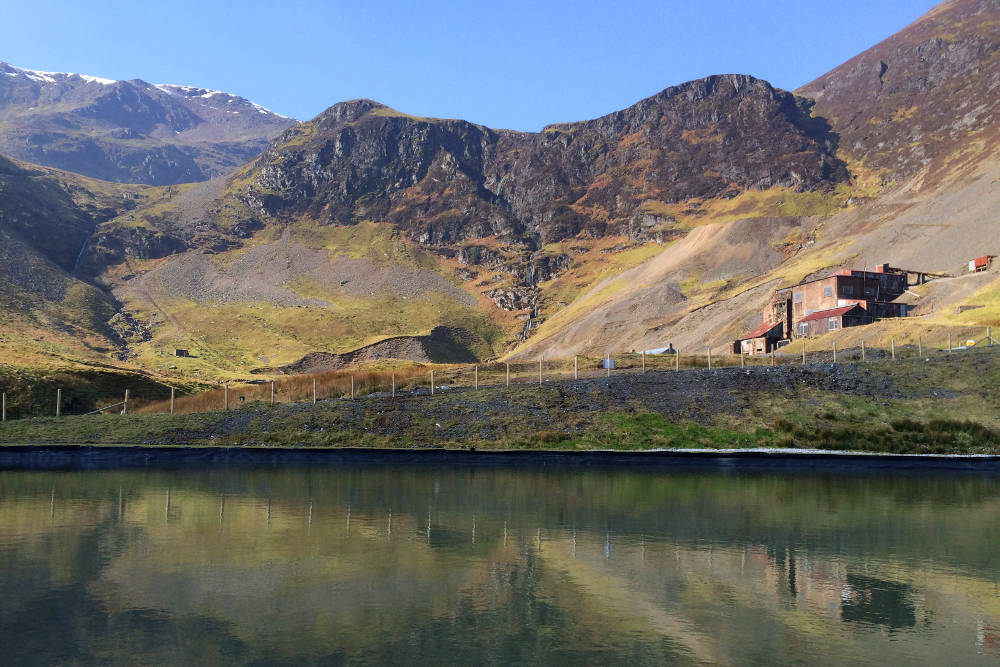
[736,264,918,354]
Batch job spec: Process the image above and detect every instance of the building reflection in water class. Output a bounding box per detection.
[0,467,997,664]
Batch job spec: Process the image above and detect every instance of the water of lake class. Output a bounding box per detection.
[0,464,998,664]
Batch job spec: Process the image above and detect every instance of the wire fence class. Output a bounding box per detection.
[2,326,998,421]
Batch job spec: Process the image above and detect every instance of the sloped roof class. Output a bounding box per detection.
[799,304,865,323]
[742,322,782,339]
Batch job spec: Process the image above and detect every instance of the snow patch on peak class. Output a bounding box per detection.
[251,101,291,119]
[5,65,117,85]
[78,73,117,85]
[8,65,57,83]
[155,83,230,99]
[154,82,292,119]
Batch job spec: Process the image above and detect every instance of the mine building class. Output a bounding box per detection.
[796,304,874,337]
[734,322,783,355]
[736,264,911,352]
[969,255,995,272]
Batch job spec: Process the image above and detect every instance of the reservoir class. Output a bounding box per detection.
[0,462,998,664]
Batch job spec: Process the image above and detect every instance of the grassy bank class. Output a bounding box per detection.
[1,348,999,454]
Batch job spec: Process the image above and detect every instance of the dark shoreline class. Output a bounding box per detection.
[1,445,999,473]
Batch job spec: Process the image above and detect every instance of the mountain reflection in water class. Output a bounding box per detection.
[0,467,998,664]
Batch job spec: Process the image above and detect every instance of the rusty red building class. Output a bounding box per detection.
[797,304,874,337]
[736,264,910,352]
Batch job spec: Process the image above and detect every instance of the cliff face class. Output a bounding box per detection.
[798,0,1000,182]
[0,63,297,185]
[241,75,846,247]
[7,0,999,374]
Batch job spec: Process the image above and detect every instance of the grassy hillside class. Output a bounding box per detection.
[2,346,999,454]
[96,218,513,378]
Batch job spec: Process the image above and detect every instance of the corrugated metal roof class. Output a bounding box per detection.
[743,322,781,339]
[799,305,864,323]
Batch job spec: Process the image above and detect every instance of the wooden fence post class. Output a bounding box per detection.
[506,363,510,387]
[475,365,479,391]
[833,342,837,363]
[431,370,435,396]
[770,348,775,366]
[351,376,355,400]
[574,356,578,380]
[891,339,895,360]
[740,350,745,368]
[391,373,396,398]
[861,340,866,362]
[125,388,130,414]
[313,377,317,404]
[642,350,646,374]
[538,359,542,385]
[989,327,993,346]
[707,348,712,370]
[801,342,806,365]
[270,381,274,406]
[918,337,923,357]
[56,388,62,418]
[170,387,176,415]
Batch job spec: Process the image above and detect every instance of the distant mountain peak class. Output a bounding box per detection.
[2,63,117,86]
[152,83,292,120]
[0,61,298,184]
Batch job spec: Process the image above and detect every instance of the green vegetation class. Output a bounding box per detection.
[936,275,1000,327]
[636,186,847,230]
[3,348,999,455]
[564,412,776,450]
[0,362,197,420]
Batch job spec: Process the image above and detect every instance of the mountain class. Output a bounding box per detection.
[2,0,999,380]
[241,75,845,246]
[798,0,1000,185]
[512,0,1000,359]
[55,73,857,375]
[0,63,297,185]
[0,154,141,364]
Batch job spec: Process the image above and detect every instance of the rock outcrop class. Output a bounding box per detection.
[240,75,846,247]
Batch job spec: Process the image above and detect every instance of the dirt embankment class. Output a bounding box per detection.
[268,326,479,374]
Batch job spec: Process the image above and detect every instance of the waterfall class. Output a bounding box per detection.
[71,235,91,275]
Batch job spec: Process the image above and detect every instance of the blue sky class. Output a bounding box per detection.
[4,0,936,129]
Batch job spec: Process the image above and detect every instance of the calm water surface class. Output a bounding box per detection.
[0,465,998,665]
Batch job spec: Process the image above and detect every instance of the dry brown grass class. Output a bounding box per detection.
[132,325,1000,416]
[136,366,430,414]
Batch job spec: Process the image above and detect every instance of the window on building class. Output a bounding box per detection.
[793,292,803,303]
[842,284,853,296]
[829,318,839,330]
[823,285,833,298]
[798,323,809,336]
